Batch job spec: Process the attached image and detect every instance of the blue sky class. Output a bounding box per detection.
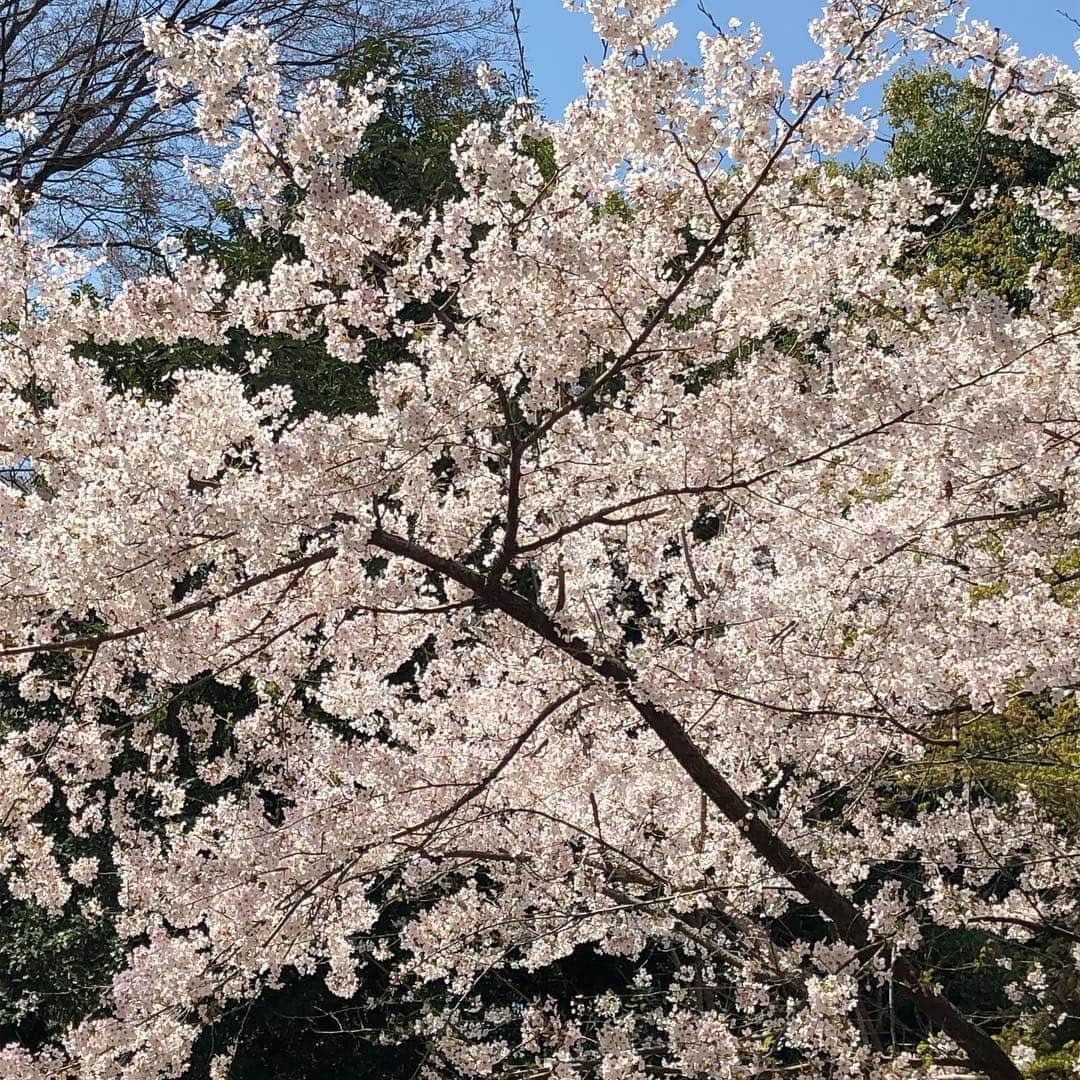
[517,1,1080,118]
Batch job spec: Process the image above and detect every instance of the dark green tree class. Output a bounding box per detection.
[881,67,1080,309]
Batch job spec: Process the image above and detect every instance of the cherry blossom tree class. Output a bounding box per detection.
[1,1,1080,1076]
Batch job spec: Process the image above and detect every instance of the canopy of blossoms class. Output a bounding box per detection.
[1,1,1079,1076]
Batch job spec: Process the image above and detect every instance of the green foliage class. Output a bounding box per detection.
[885,70,1057,196]
[0,676,122,1048]
[881,68,1080,310]
[86,327,379,420]
[905,697,1080,832]
[0,892,121,1049]
[335,36,509,213]
[0,751,120,1046]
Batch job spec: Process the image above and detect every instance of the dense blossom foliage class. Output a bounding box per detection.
[1,1,1080,1076]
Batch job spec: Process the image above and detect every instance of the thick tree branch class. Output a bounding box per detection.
[367,525,1020,1080]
